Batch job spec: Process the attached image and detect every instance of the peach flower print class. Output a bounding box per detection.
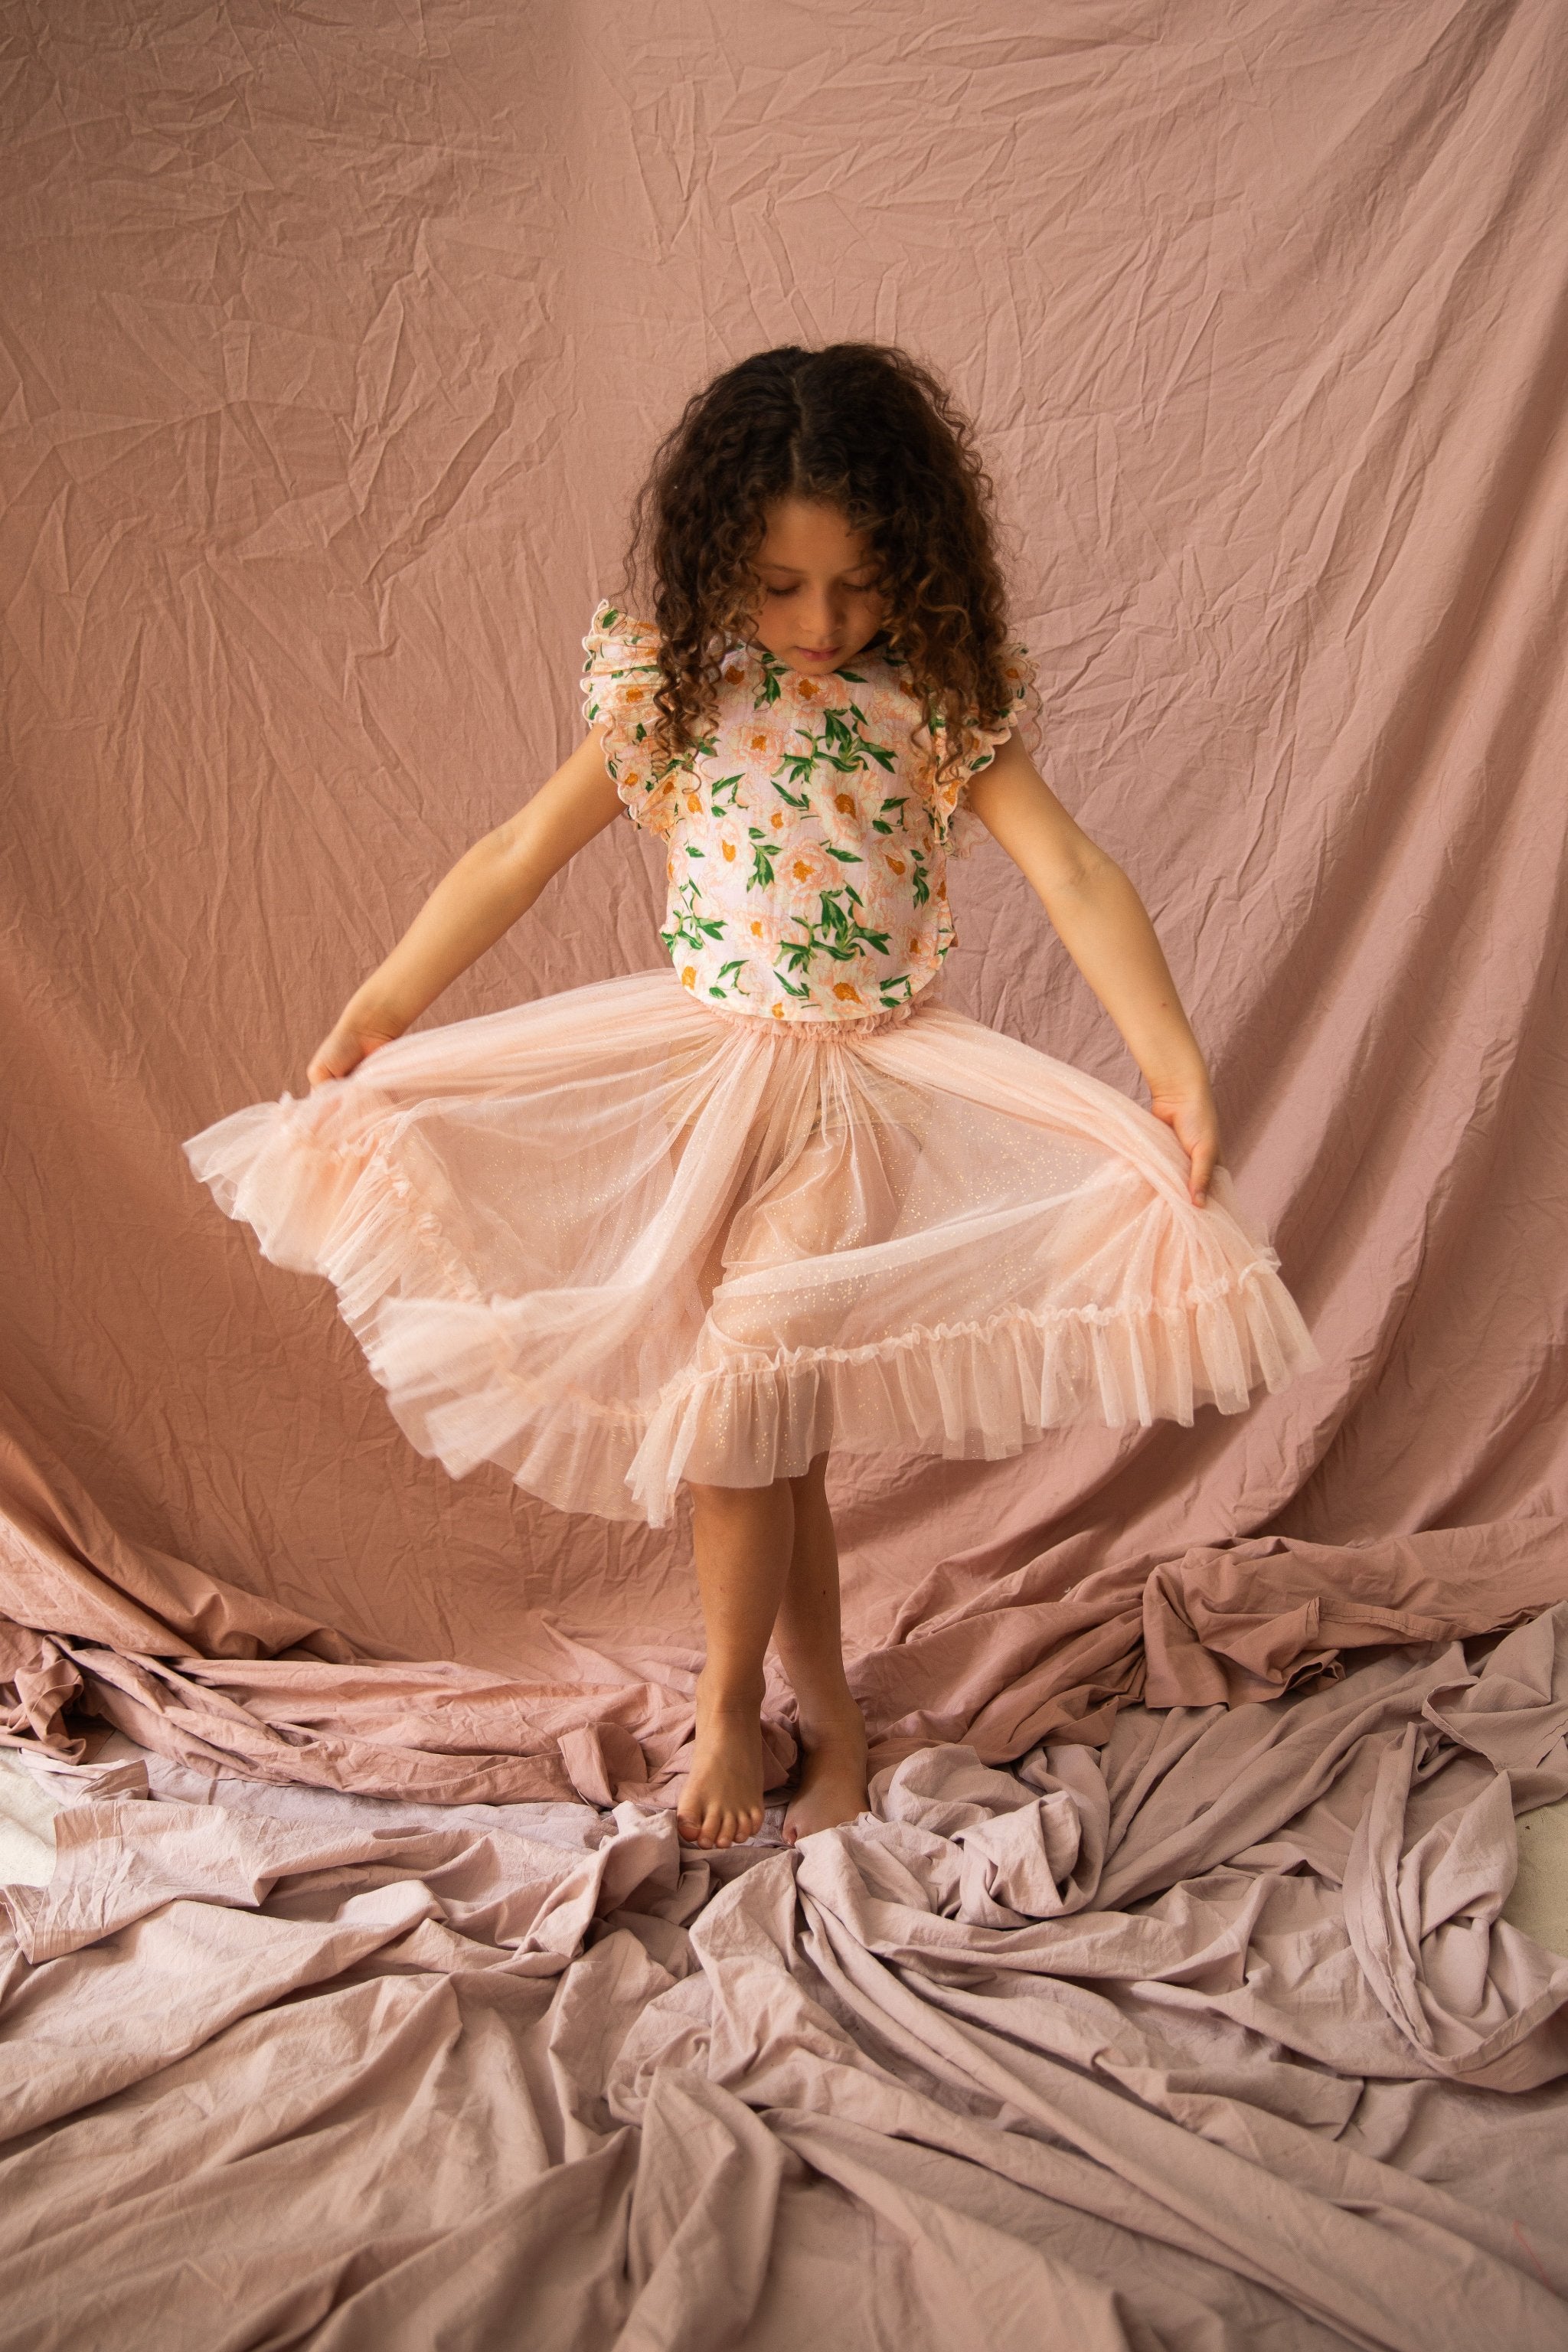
[739,716,790,766]
[782,842,835,894]
[831,982,865,1005]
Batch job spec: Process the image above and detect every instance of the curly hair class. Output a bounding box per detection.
[621,342,1018,782]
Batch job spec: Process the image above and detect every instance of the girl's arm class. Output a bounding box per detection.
[306,731,623,1084]
[965,734,1221,1207]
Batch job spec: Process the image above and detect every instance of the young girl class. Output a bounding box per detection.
[185,342,1316,1854]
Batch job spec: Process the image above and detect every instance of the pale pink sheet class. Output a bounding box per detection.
[3,0,1568,2341]
[4,1612,1567,2346]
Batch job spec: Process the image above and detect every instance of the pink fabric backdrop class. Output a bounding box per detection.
[5,6,1568,2343]
[5,1,1564,1757]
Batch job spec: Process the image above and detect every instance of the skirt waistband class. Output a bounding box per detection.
[695,995,925,1041]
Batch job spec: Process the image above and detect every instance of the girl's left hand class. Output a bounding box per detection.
[1148,1073,1222,1207]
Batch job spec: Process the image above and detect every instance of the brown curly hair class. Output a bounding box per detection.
[621,342,1019,782]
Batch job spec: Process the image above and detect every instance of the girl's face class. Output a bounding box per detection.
[746,497,886,675]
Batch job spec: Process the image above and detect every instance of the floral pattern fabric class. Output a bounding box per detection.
[580,602,1034,1024]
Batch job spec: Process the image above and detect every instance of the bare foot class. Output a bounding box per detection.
[782,1694,869,1844]
[677,1671,766,1849]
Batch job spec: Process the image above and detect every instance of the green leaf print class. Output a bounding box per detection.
[709,958,748,998]
[779,730,864,782]
[822,709,859,760]
[755,649,789,707]
[771,775,812,810]
[746,829,779,889]
[662,876,725,954]
[708,772,744,815]
[774,887,892,982]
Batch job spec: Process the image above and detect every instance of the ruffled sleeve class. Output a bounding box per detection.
[927,641,1037,858]
[580,600,681,839]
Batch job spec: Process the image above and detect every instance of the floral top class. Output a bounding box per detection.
[580,602,1034,1024]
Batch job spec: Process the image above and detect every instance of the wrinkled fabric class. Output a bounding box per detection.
[2,1612,1566,2348]
[5,1520,1564,1808]
[3,0,1566,1683]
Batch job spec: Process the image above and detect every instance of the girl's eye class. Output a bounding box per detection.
[761,580,880,597]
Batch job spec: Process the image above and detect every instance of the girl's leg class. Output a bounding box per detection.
[773,1452,869,1843]
[679,1455,868,1850]
[680,1476,795,1849]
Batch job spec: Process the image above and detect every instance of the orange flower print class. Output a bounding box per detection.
[791,674,827,704]
[834,792,857,816]
[685,792,701,815]
[721,838,737,861]
[783,843,834,894]
[886,854,906,877]
[771,1003,786,1018]
[681,966,697,989]
[831,982,864,1004]
[769,810,786,831]
[750,918,765,937]
[741,718,788,764]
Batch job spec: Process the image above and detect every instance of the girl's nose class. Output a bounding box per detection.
[801,590,839,639]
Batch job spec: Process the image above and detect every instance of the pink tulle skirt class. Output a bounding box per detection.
[183,969,1318,1527]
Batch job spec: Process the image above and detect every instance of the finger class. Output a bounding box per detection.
[307,1035,358,1087]
[1189,1138,1217,1207]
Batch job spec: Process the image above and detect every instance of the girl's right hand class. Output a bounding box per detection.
[306,1010,406,1087]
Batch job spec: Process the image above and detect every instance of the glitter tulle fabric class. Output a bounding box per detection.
[184,968,1318,1527]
